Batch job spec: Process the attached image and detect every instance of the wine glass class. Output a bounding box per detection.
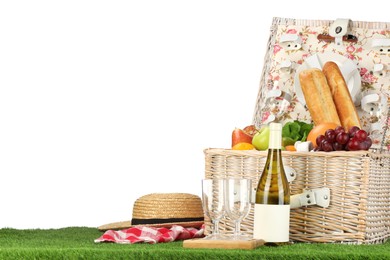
[201,179,225,240]
[223,178,252,240]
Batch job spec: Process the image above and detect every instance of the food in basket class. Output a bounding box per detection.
[251,121,313,151]
[294,141,313,152]
[298,68,341,126]
[232,142,255,150]
[282,120,313,142]
[307,122,339,148]
[346,127,372,151]
[322,61,362,130]
[231,125,256,147]
[282,137,295,147]
[252,125,270,150]
[242,125,258,137]
[312,125,372,152]
[285,145,296,151]
[281,121,313,151]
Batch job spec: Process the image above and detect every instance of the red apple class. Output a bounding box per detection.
[243,125,257,137]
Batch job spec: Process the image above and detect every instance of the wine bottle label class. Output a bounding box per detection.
[253,204,290,242]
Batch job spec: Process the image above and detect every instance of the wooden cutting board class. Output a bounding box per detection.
[183,238,265,250]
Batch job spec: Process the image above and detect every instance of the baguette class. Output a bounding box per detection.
[322,61,361,130]
[299,68,341,126]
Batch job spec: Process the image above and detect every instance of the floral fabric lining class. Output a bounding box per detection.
[257,18,390,152]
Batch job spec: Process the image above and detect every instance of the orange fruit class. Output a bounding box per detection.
[307,122,340,148]
[232,142,255,150]
[285,145,296,151]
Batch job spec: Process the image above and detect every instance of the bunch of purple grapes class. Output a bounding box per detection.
[315,126,372,152]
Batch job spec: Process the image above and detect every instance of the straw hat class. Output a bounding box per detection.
[98,193,204,231]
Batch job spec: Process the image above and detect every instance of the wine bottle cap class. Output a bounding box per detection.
[269,122,282,149]
[269,122,282,131]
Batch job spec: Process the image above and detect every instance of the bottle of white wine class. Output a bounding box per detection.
[253,122,290,242]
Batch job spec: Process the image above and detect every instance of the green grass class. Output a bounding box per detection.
[1,227,390,259]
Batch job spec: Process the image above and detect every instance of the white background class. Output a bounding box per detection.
[1,1,388,229]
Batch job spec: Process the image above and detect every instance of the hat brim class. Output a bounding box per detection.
[98,220,204,231]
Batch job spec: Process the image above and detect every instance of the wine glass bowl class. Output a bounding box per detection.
[201,179,225,240]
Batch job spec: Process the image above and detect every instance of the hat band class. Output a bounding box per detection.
[131,217,204,225]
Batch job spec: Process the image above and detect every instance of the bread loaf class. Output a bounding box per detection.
[299,68,341,126]
[322,61,361,130]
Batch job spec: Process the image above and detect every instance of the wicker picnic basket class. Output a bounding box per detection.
[204,149,390,244]
[204,17,390,244]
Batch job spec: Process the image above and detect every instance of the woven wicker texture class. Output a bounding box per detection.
[204,148,390,244]
[97,193,204,231]
[203,16,390,244]
[132,193,204,219]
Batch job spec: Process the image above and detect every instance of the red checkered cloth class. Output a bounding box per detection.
[94,225,204,244]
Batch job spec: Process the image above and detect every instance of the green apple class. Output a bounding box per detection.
[282,137,295,147]
[252,126,270,150]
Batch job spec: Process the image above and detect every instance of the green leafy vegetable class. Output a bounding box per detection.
[282,120,313,143]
